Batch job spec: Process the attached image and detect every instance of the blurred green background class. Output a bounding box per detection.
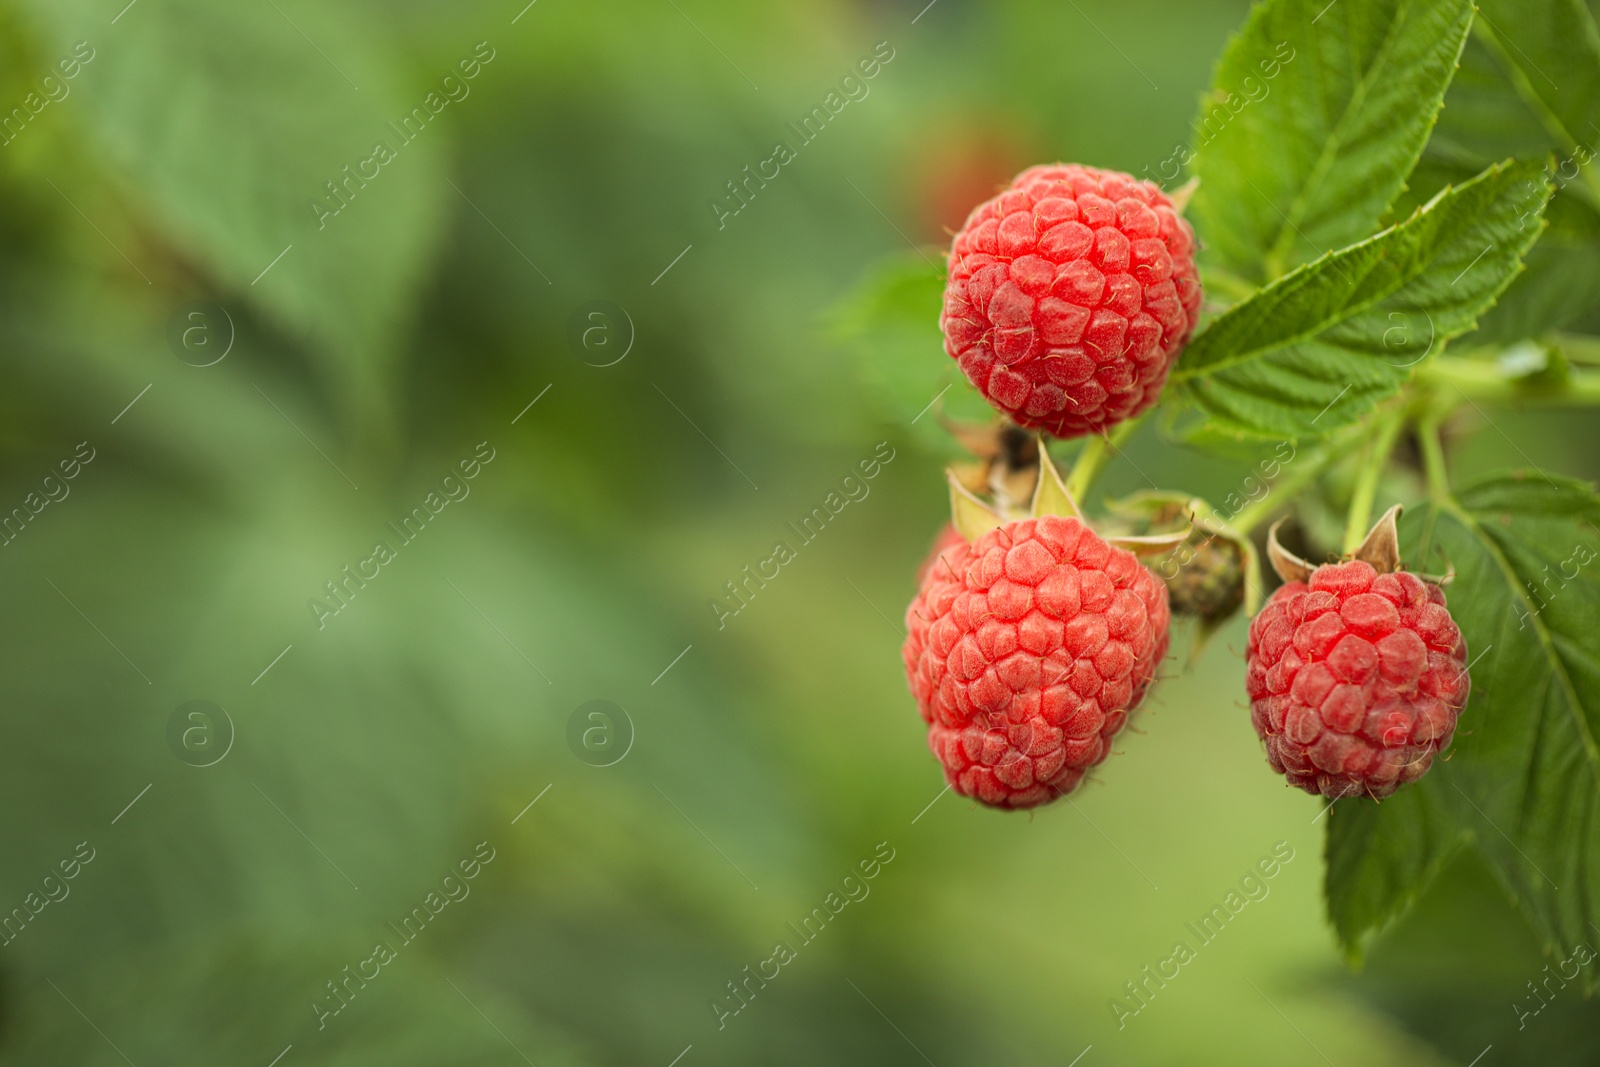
[0,0,1595,1063]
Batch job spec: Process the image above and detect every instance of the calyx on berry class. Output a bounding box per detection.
[946,437,1191,556]
[1267,503,1405,584]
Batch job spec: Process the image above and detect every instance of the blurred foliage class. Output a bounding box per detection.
[0,0,1597,1065]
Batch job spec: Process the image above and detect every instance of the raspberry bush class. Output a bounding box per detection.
[834,0,1600,983]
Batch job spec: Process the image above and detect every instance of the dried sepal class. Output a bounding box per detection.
[948,470,1005,542]
[1352,504,1404,574]
[1167,176,1199,214]
[1104,529,1193,557]
[949,461,990,497]
[1266,519,1314,584]
[1029,439,1084,522]
[941,417,1006,460]
[944,419,1040,519]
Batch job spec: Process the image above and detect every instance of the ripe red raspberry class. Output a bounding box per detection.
[903,515,1171,809]
[940,164,1201,439]
[1246,560,1470,799]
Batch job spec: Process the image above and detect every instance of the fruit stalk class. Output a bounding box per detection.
[1417,412,1451,506]
[1340,405,1406,556]
[1416,357,1600,406]
[1228,434,1346,536]
[1061,414,1140,504]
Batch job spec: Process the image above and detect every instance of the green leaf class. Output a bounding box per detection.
[1469,0,1600,205]
[1324,778,1470,959]
[1418,0,1600,340]
[1401,156,1600,345]
[827,250,992,451]
[11,0,451,427]
[1173,159,1550,439]
[1191,0,1475,282]
[1425,35,1562,170]
[1476,190,1600,343]
[1325,474,1600,970]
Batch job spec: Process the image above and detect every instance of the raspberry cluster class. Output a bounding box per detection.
[903,515,1171,809]
[940,164,1201,438]
[903,159,1476,813]
[1246,560,1469,799]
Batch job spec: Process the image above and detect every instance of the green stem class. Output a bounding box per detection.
[1553,332,1600,368]
[1107,411,1143,449]
[1414,357,1600,406]
[1200,267,1258,304]
[1340,406,1406,555]
[1229,435,1345,536]
[1063,434,1111,503]
[1061,414,1144,503]
[1418,412,1451,506]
